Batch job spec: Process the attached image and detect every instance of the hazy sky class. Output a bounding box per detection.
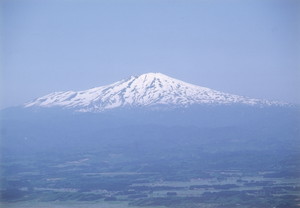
[1,0,300,109]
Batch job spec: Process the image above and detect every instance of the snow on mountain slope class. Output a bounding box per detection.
[24,73,280,112]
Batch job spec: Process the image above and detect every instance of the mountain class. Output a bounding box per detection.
[6,72,297,153]
[2,74,299,208]
[24,73,280,112]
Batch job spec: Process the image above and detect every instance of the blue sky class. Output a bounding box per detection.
[1,0,299,108]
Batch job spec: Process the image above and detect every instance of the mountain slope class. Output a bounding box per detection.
[24,73,280,112]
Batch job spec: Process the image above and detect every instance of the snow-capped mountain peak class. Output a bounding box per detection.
[24,73,280,112]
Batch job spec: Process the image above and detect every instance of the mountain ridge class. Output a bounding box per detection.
[24,73,283,112]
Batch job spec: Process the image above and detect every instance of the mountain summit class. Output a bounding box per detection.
[24,73,279,112]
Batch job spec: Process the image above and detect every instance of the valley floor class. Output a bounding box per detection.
[1,150,300,208]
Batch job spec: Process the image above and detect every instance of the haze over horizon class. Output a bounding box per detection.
[1,2,300,206]
[1,0,300,109]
